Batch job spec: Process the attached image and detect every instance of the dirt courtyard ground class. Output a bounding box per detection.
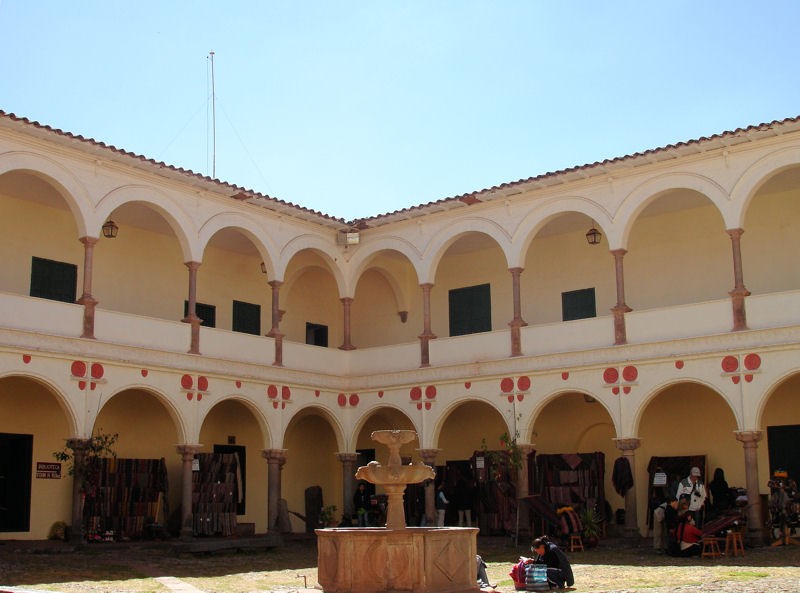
[1,535,799,593]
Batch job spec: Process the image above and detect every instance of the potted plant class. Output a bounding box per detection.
[579,505,602,547]
[319,505,338,527]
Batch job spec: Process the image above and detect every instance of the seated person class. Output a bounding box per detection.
[476,554,496,591]
[511,535,574,590]
[673,511,702,557]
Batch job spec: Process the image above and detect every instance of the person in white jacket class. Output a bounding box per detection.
[675,467,707,525]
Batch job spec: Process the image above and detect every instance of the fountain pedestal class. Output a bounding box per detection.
[316,430,479,593]
[317,527,478,593]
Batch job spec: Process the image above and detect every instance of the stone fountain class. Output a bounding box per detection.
[316,430,479,593]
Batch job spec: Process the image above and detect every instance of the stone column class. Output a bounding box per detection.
[735,430,765,545]
[610,249,632,345]
[262,448,287,532]
[508,267,528,357]
[614,437,641,537]
[727,228,750,331]
[515,443,536,534]
[418,283,437,367]
[339,297,356,350]
[266,280,284,366]
[66,438,90,543]
[417,448,440,525]
[176,444,202,539]
[77,237,99,340]
[181,261,202,354]
[337,452,359,523]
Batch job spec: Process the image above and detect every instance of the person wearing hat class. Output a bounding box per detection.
[676,467,707,526]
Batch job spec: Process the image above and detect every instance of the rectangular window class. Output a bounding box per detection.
[184,301,216,328]
[562,287,596,321]
[306,322,328,347]
[232,300,261,335]
[448,283,491,336]
[29,256,77,303]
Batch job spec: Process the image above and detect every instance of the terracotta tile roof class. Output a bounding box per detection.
[2,110,799,230]
[0,110,347,228]
[353,115,800,228]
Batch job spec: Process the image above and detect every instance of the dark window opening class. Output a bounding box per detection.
[562,288,596,321]
[449,283,491,336]
[30,256,77,303]
[0,433,32,532]
[306,322,328,347]
[184,301,216,328]
[232,300,261,335]
[214,444,246,515]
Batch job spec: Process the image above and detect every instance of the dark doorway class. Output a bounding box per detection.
[0,433,33,532]
[767,425,800,483]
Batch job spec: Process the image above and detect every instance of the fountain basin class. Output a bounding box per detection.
[316,526,479,593]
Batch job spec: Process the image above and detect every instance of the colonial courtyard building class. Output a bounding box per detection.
[1,110,798,545]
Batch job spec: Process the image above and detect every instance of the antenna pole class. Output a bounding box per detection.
[209,50,216,178]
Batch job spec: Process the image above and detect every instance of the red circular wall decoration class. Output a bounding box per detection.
[561,372,569,381]
[337,393,347,406]
[315,390,320,397]
[141,369,149,377]
[90,363,104,379]
[732,375,741,384]
[181,374,193,389]
[71,361,87,377]
[78,380,86,390]
[235,380,241,388]
[197,376,208,391]
[675,360,684,370]
[612,386,620,395]
[622,366,638,382]
[744,353,761,371]
[349,394,359,406]
[267,385,278,398]
[603,367,619,384]
[500,378,514,393]
[744,374,754,383]
[464,382,471,389]
[517,376,531,391]
[425,402,431,410]
[721,356,739,373]
[22,354,31,364]
[197,393,203,401]
[378,391,384,398]
[425,385,437,399]
[281,386,291,400]
[507,395,514,403]
[186,393,194,401]
[410,386,422,400]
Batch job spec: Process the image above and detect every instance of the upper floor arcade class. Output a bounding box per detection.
[1,111,800,383]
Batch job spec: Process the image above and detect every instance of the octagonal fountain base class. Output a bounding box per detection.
[316,526,479,593]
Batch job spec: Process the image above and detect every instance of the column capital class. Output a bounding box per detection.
[184,260,202,271]
[508,266,524,275]
[262,448,288,463]
[268,279,283,289]
[419,282,435,289]
[417,448,441,464]
[336,452,359,463]
[734,430,763,445]
[79,236,100,247]
[614,437,641,451]
[610,248,628,258]
[726,227,745,239]
[515,443,536,456]
[66,437,92,452]
[176,443,203,460]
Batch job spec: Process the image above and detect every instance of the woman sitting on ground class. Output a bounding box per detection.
[674,511,703,556]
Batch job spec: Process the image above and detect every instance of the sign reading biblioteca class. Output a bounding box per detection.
[36,462,62,479]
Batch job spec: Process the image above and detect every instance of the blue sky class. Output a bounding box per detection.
[2,1,799,221]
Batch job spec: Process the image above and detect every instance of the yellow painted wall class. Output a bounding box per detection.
[0,189,83,297]
[432,243,510,338]
[352,270,417,347]
[532,392,622,513]
[282,413,341,532]
[438,400,507,462]
[522,226,615,325]
[283,266,342,347]
[742,182,800,294]
[94,390,182,530]
[198,399,268,532]
[0,377,72,540]
[626,198,730,310]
